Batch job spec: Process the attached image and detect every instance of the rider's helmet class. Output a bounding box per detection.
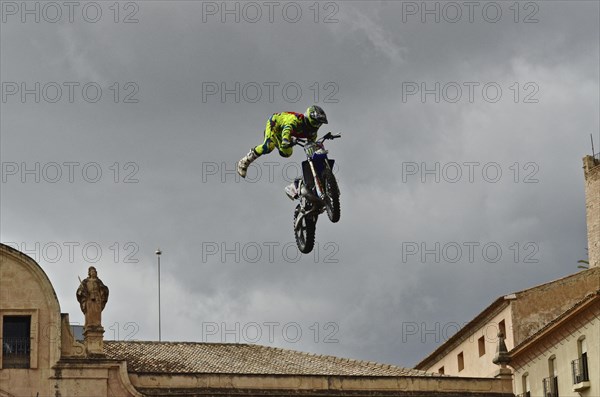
[305,105,328,128]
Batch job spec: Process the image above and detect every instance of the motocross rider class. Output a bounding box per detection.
[237,105,328,198]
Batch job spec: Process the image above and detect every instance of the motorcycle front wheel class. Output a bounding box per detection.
[293,204,316,254]
[323,169,340,223]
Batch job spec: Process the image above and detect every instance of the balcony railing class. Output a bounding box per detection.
[572,356,590,384]
[543,376,559,397]
[516,392,531,397]
[2,337,30,368]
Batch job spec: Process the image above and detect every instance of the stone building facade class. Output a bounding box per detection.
[415,155,600,395]
[510,291,599,397]
[415,268,600,378]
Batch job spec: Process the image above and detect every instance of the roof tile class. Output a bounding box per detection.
[104,341,439,377]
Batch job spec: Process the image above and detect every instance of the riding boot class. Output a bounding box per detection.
[285,178,301,200]
[237,148,259,178]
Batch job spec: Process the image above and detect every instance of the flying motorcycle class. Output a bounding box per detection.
[286,132,341,254]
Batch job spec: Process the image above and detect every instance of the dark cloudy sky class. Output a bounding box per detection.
[1,1,598,368]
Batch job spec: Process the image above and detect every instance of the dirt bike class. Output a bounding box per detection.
[288,132,341,254]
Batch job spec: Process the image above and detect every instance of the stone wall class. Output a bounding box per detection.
[583,155,600,268]
[511,267,600,345]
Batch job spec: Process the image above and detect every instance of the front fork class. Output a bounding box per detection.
[294,159,327,231]
[308,159,325,199]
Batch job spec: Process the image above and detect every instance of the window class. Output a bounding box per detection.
[572,337,590,385]
[543,356,559,397]
[457,352,464,372]
[543,376,559,397]
[438,366,444,374]
[549,356,557,377]
[498,319,506,337]
[478,336,486,356]
[2,316,31,369]
[521,373,531,397]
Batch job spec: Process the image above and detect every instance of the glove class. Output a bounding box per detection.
[281,137,296,149]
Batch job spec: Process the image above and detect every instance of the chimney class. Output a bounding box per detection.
[583,155,600,268]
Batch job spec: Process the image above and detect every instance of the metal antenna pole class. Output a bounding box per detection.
[155,249,162,341]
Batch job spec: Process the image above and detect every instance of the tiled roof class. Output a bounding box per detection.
[104,341,437,377]
[511,267,600,296]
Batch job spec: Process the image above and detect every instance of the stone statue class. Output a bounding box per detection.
[76,266,109,330]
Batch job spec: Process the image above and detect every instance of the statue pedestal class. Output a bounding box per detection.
[83,327,105,357]
[494,367,512,380]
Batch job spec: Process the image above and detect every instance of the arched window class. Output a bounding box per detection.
[543,356,558,397]
[521,372,530,397]
[578,336,587,357]
[548,355,556,377]
[572,336,589,384]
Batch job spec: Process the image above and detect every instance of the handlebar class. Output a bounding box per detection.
[293,132,342,147]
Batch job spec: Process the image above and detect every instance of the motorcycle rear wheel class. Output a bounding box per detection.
[294,204,316,254]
